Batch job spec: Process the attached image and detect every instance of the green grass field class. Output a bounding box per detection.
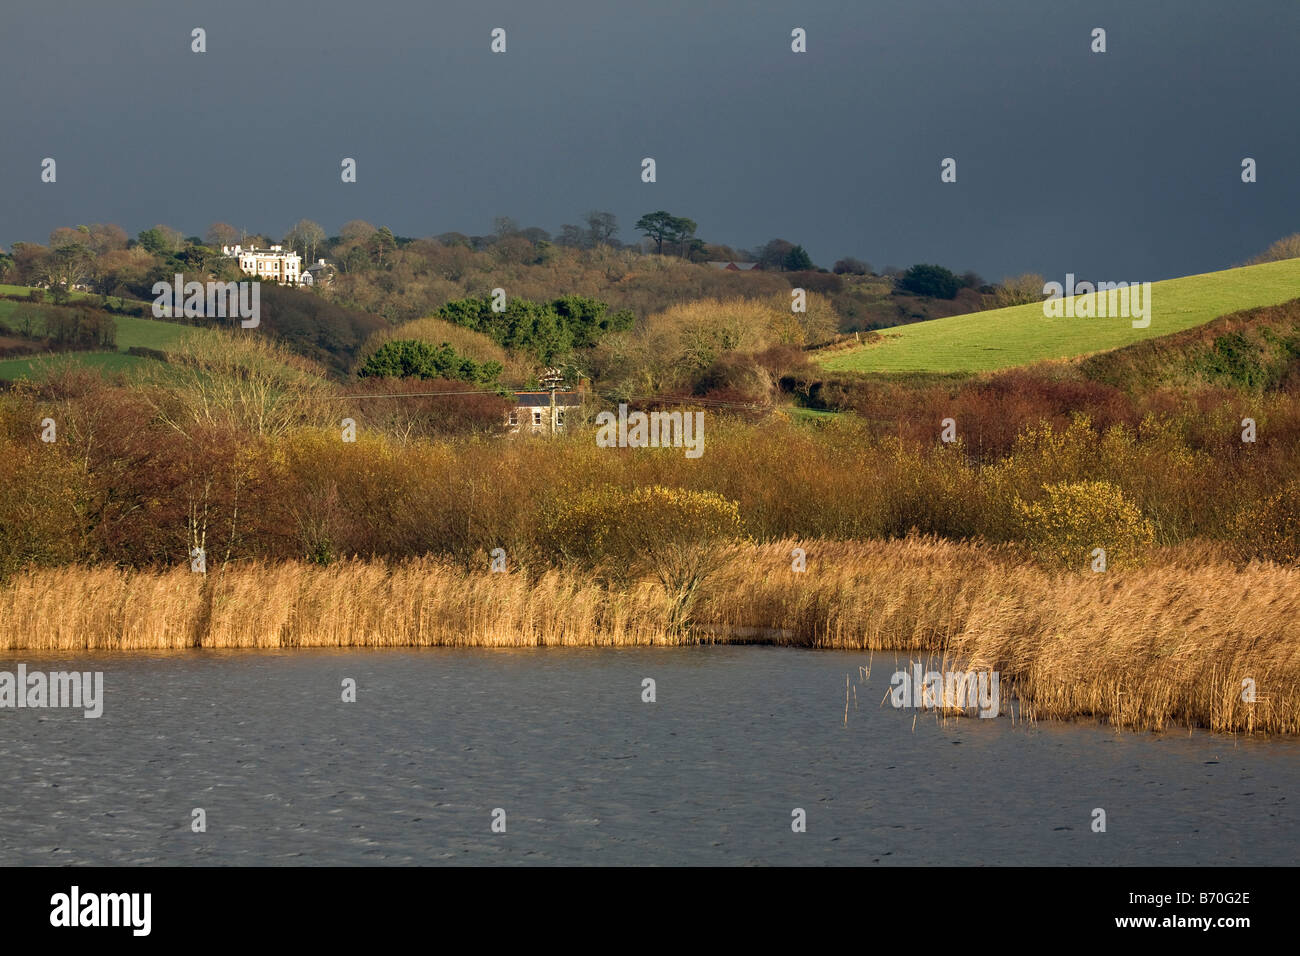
[0,283,103,303]
[102,313,191,351]
[0,295,193,382]
[0,302,188,347]
[819,258,1300,374]
[0,351,154,380]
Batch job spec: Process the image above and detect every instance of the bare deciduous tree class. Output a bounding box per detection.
[205,222,240,248]
[285,219,326,263]
[992,273,1048,308]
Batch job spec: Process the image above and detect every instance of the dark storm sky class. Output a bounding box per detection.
[2,0,1297,282]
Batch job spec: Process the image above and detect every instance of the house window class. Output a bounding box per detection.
[557,410,565,427]
[508,410,518,426]
[533,410,542,426]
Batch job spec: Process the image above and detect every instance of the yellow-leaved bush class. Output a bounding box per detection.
[1015,479,1155,570]
[541,485,744,630]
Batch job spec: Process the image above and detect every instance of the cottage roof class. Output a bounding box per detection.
[514,391,583,406]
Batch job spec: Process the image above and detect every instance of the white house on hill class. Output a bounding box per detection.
[221,244,302,285]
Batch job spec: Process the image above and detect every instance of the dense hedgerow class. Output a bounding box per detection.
[1,333,1298,578]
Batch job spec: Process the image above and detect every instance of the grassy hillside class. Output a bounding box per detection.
[0,351,152,380]
[1080,297,1300,391]
[818,258,1300,373]
[0,300,192,382]
[0,302,190,349]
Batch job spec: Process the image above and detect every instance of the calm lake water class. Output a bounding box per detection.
[0,646,1295,865]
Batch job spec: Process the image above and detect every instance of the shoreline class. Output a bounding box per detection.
[1,538,1297,734]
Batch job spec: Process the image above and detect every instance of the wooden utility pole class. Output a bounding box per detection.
[539,367,564,437]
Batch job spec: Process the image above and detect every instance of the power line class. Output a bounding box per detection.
[624,395,767,410]
[299,387,770,411]
[301,388,509,400]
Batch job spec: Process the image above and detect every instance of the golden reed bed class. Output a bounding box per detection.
[1,538,1297,734]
